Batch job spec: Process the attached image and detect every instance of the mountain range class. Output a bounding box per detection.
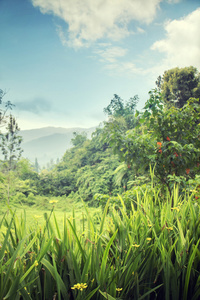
[20,126,96,168]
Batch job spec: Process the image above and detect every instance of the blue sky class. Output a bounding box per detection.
[0,0,200,130]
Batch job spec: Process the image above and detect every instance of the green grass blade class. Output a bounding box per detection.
[138,284,163,300]
[100,229,118,281]
[3,276,20,299]
[53,212,61,239]
[84,286,100,300]
[41,257,68,299]
[67,219,86,262]
[99,289,117,300]
[0,213,15,262]
[183,240,200,300]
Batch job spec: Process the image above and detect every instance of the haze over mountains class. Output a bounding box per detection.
[20,126,96,168]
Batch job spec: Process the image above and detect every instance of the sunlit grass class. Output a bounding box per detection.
[0,185,200,299]
[0,197,102,238]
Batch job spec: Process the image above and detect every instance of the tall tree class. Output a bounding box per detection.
[0,115,23,204]
[34,158,40,173]
[104,94,139,129]
[0,115,23,170]
[102,95,139,189]
[157,66,200,108]
[0,89,14,128]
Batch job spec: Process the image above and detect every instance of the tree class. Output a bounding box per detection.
[0,89,14,128]
[0,115,23,204]
[34,158,40,173]
[71,132,88,147]
[157,66,200,108]
[0,115,23,170]
[102,95,139,188]
[112,90,200,193]
[104,94,139,129]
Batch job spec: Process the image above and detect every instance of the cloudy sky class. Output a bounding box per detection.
[0,0,200,130]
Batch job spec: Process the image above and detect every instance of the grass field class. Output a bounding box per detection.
[0,186,200,299]
[0,196,101,237]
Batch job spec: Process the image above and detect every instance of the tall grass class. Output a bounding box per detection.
[0,185,200,299]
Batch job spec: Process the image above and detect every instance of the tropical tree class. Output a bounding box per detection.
[156,66,200,108]
[102,94,139,188]
[111,89,200,193]
[104,94,139,129]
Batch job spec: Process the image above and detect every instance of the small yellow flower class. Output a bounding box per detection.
[34,260,39,267]
[148,224,152,227]
[49,200,58,204]
[146,238,152,241]
[132,244,140,248]
[34,215,42,219]
[171,207,180,212]
[71,283,87,291]
[116,288,123,292]
[24,287,30,295]
[132,271,134,275]
[166,227,173,231]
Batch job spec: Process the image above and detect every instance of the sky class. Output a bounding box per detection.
[0,0,200,131]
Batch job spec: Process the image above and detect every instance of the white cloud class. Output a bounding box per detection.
[93,44,148,76]
[95,46,128,63]
[31,0,161,48]
[151,8,200,70]
[111,61,145,75]
[100,59,147,76]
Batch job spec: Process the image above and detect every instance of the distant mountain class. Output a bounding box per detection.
[20,126,96,167]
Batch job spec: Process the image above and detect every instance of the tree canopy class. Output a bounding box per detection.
[156,66,200,108]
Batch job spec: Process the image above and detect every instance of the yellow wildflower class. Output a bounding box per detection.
[34,260,39,267]
[49,200,58,204]
[171,207,180,212]
[166,227,173,231]
[146,238,152,241]
[71,283,87,291]
[132,244,140,248]
[116,288,123,292]
[24,287,30,295]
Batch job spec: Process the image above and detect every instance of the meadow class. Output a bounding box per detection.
[0,184,200,300]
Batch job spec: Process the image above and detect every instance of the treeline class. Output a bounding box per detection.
[0,66,200,205]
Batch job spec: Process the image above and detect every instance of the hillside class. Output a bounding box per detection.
[20,126,96,167]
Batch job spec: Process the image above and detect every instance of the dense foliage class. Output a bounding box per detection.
[1,67,200,205]
[156,66,200,108]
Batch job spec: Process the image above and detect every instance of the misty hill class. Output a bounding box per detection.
[20,126,96,167]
